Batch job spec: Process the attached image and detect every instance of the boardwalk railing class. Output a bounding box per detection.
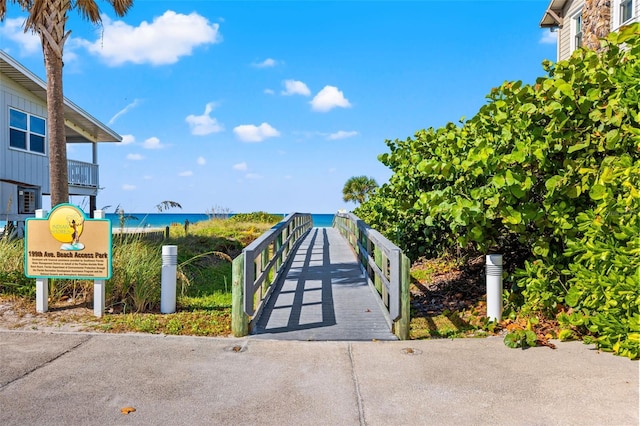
[232,213,312,336]
[333,212,410,340]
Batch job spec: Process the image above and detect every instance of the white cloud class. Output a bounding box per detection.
[126,153,143,160]
[281,79,311,96]
[179,170,193,177]
[109,99,141,125]
[310,85,352,112]
[122,184,136,191]
[80,11,221,66]
[233,122,280,143]
[328,130,358,140]
[0,17,41,55]
[120,134,135,145]
[233,162,248,171]
[143,137,164,149]
[197,156,206,165]
[143,175,153,180]
[186,102,224,135]
[540,30,558,44]
[264,88,275,95]
[245,173,263,180]
[252,58,278,68]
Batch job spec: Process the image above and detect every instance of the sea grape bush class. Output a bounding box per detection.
[356,23,640,358]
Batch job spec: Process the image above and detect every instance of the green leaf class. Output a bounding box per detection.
[545,175,562,192]
[503,208,522,225]
[568,142,589,153]
[557,82,574,98]
[504,332,520,348]
[605,129,620,150]
[558,329,576,341]
[492,175,506,188]
[589,184,607,200]
[510,185,526,199]
[565,287,581,307]
[586,88,601,101]
[566,185,582,198]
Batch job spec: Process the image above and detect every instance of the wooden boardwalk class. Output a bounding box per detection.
[252,227,398,341]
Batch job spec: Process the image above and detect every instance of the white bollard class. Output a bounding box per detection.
[36,278,48,313]
[161,245,178,314]
[35,209,48,313]
[486,254,503,322]
[93,210,105,317]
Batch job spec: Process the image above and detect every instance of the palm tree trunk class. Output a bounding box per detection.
[582,0,612,52]
[44,44,68,206]
[39,0,71,206]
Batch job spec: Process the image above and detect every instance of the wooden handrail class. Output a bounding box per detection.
[333,212,410,339]
[239,213,312,318]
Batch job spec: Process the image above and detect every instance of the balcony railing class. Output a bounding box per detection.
[68,160,98,188]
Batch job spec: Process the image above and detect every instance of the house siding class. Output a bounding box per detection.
[554,0,640,62]
[0,70,49,217]
[0,75,50,193]
[558,0,585,61]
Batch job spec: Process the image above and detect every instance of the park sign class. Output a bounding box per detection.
[25,204,112,280]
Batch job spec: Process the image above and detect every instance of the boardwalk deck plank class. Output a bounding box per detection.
[252,227,398,341]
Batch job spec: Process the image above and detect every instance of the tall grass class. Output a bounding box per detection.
[109,235,162,313]
[0,214,281,320]
[0,238,32,296]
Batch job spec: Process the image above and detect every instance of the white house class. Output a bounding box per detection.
[0,50,120,230]
[540,0,639,61]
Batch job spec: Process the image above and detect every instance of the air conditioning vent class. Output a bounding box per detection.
[18,188,36,214]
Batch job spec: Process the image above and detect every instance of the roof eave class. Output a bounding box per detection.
[540,0,569,27]
[0,50,121,144]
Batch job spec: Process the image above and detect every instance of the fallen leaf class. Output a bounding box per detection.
[121,407,136,415]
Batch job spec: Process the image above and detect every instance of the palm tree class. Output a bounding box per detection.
[582,0,611,52]
[0,0,134,207]
[342,176,378,205]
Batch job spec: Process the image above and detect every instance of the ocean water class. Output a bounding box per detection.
[104,213,335,229]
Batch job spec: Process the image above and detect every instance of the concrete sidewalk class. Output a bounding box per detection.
[0,331,637,425]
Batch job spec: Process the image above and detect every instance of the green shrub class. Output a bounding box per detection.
[228,212,283,224]
[358,23,640,358]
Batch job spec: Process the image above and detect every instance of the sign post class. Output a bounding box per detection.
[25,204,112,317]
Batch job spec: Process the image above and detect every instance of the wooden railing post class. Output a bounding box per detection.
[232,253,248,337]
[394,253,411,340]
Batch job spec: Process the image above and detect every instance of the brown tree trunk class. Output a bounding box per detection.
[44,44,68,207]
[582,0,612,52]
[40,0,71,207]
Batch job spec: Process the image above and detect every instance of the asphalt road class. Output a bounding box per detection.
[0,332,638,425]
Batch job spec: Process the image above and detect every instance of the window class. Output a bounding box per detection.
[573,12,583,50]
[620,0,633,24]
[9,108,46,154]
[614,0,636,28]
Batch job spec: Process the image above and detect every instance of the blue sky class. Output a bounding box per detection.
[1,0,557,214]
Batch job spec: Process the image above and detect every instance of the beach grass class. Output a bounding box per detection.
[0,214,281,336]
[0,214,488,339]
